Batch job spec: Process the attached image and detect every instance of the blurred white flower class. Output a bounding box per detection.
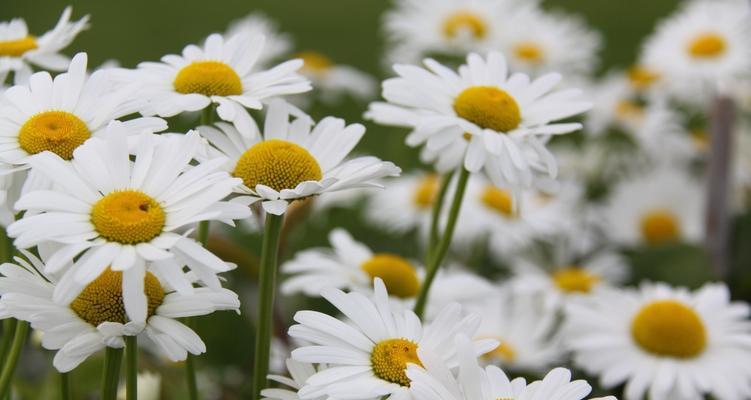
[117,371,161,400]
[295,51,377,104]
[225,13,293,68]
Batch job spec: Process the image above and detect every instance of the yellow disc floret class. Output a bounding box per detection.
[627,65,660,90]
[413,174,438,209]
[481,186,515,217]
[454,86,521,132]
[631,300,707,358]
[442,11,487,39]
[0,36,38,57]
[514,41,544,64]
[70,269,165,327]
[297,51,334,75]
[174,61,243,96]
[361,254,420,299]
[688,32,727,59]
[91,190,166,245]
[552,267,601,293]
[371,338,423,386]
[487,340,517,363]
[640,208,680,246]
[18,111,91,160]
[233,139,322,192]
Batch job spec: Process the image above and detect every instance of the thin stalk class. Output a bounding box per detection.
[0,319,16,375]
[184,318,199,400]
[413,168,470,318]
[251,213,284,400]
[125,336,137,400]
[426,171,455,265]
[100,347,123,400]
[0,321,28,398]
[200,104,215,126]
[59,372,71,400]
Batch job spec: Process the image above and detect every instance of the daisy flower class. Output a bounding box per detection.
[7,122,250,321]
[565,282,751,400]
[197,100,401,215]
[369,51,591,189]
[261,359,353,400]
[0,251,240,372]
[289,278,498,400]
[295,51,377,103]
[122,32,311,133]
[0,7,89,84]
[601,166,703,247]
[225,13,293,68]
[364,172,440,235]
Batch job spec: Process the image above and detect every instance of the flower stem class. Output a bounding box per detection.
[60,372,71,400]
[184,317,199,400]
[426,171,455,265]
[414,167,470,318]
[100,347,123,400]
[0,321,27,399]
[125,336,137,400]
[200,104,215,126]
[251,213,284,400]
[0,319,16,377]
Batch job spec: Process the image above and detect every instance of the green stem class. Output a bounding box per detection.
[200,104,215,126]
[426,171,455,265]
[125,336,137,400]
[100,347,123,400]
[59,372,71,400]
[184,219,209,400]
[251,213,284,400]
[413,168,470,318]
[0,319,16,375]
[197,221,210,246]
[0,321,28,398]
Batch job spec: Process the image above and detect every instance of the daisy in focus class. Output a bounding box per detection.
[295,51,377,104]
[565,283,751,400]
[289,278,498,400]
[0,7,89,84]
[369,51,591,189]
[197,100,400,215]
[0,251,240,372]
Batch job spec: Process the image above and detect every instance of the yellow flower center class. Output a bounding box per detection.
[361,254,420,299]
[371,338,423,387]
[413,175,438,209]
[552,267,601,293]
[233,139,322,192]
[70,269,165,327]
[18,111,91,160]
[173,61,243,96]
[691,129,709,152]
[297,51,333,75]
[481,186,515,217]
[615,100,644,121]
[0,36,38,57]
[486,340,516,363]
[640,208,680,246]
[514,41,544,64]
[631,300,706,358]
[454,86,521,132]
[442,10,487,39]
[627,65,660,90]
[688,32,727,59]
[91,190,166,245]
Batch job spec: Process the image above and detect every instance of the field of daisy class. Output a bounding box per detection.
[0,0,750,399]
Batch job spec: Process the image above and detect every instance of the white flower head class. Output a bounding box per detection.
[294,51,377,104]
[225,13,293,68]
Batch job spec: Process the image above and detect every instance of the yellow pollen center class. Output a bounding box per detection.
[486,340,517,363]
[233,139,322,192]
[552,267,601,293]
[70,269,165,327]
[91,190,166,245]
[0,36,38,57]
[691,129,709,152]
[442,11,487,39]
[688,32,727,59]
[361,254,420,298]
[514,41,544,64]
[640,208,681,245]
[297,51,333,74]
[371,338,422,386]
[413,175,438,209]
[615,100,644,120]
[173,61,243,96]
[627,65,660,90]
[481,186,515,217]
[631,300,706,358]
[454,86,521,132]
[18,111,91,160]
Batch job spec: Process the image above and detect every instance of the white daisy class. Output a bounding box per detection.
[295,51,377,103]
[121,32,311,133]
[7,122,250,321]
[0,7,89,84]
[289,278,498,400]
[0,251,241,372]
[565,282,751,400]
[197,100,401,215]
[261,359,372,400]
[601,166,703,247]
[225,13,293,68]
[369,51,591,189]
[363,172,439,235]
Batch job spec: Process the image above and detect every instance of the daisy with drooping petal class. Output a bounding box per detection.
[122,32,311,133]
[295,51,377,104]
[7,122,250,321]
[289,278,498,400]
[369,51,591,189]
[565,283,751,400]
[0,7,89,84]
[0,251,240,372]
[197,100,401,215]
[225,13,293,68]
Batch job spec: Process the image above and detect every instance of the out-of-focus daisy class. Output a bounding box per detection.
[369,51,590,189]
[0,251,241,372]
[364,172,439,235]
[8,123,250,320]
[197,100,400,215]
[295,51,377,103]
[121,33,311,133]
[289,278,498,400]
[117,371,161,400]
[225,13,293,68]
[602,167,703,247]
[0,7,89,84]
[566,283,751,400]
